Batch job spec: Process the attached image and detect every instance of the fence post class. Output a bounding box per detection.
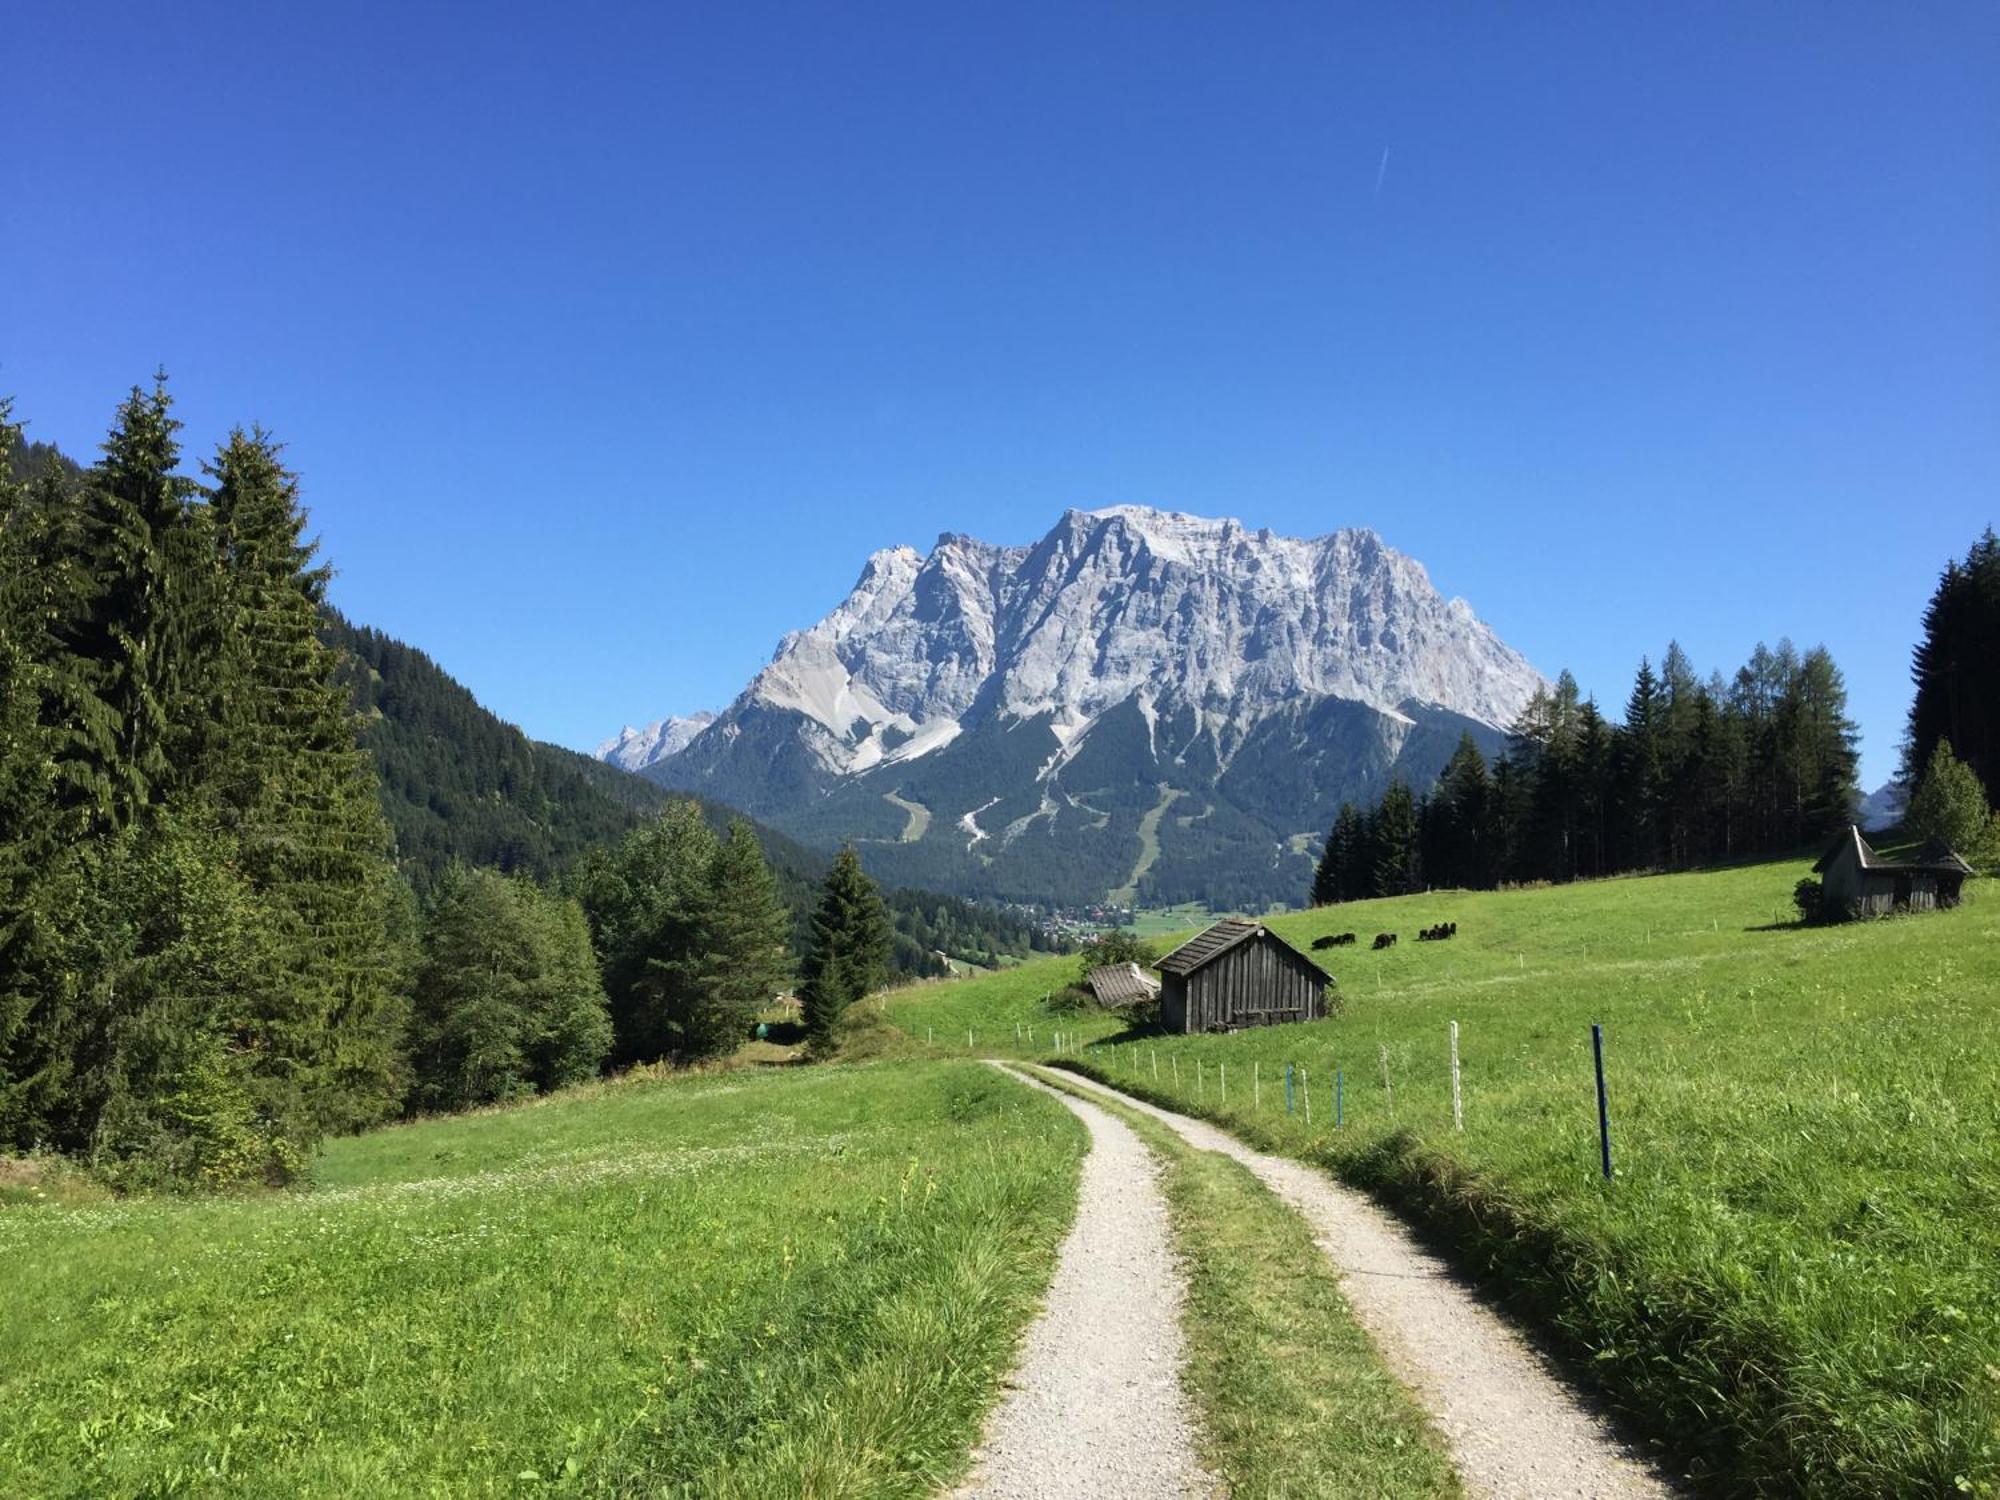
[1197,1058,1204,1100]
[1286,1063,1295,1114]
[1220,1062,1227,1105]
[1152,1048,1159,1081]
[1302,1066,1311,1127]
[1450,1020,1463,1131]
[1254,1060,1261,1110]
[1335,1068,1343,1128]
[1172,1054,1180,1088]
[1593,1023,1613,1181]
[1379,1044,1394,1117]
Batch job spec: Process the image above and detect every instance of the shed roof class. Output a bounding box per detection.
[1813,824,1884,874]
[1086,962,1160,1007]
[1157,918,1332,984]
[1813,824,1976,877]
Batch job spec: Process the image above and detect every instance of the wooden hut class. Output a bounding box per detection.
[1085,962,1160,1008]
[1811,825,1973,920]
[1156,918,1333,1034]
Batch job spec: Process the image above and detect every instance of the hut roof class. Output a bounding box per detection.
[1085,962,1160,1007]
[1813,824,1976,877]
[1813,824,1885,873]
[1912,837,1976,875]
[1157,918,1332,984]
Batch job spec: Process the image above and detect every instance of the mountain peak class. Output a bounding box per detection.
[621,504,1545,906]
[596,711,717,772]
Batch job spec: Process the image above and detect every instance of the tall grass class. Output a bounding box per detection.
[0,1061,1085,1498]
[897,858,2000,1496]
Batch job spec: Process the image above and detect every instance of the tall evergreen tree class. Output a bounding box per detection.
[407,867,611,1112]
[1311,803,1362,905]
[1426,734,1490,889]
[203,428,410,1133]
[1615,658,1664,869]
[1370,780,1422,897]
[575,800,723,1065]
[1905,528,2000,805]
[800,845,893,1048]
[75,377,200,824]
[698,822,794,1056]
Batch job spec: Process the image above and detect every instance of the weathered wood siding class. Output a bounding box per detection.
[1163,934,1327,1034]
[1821,841,1863,916]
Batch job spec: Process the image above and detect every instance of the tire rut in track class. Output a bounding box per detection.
[953,1064,1219,1500]
[1039,1065,1681,1500]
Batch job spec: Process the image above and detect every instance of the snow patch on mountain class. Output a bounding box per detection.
[596,712,716,772]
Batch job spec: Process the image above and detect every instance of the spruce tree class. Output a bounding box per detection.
[1370,780,1422,897]
[1616,658,1664,869]
[0,410,117,1148]
[1428,735,1490,888]
[698,822,793,1056]
[204,428,408,1135]
[1311,806,1352,905]
[408,868,611,1111]
[1906,739,1997,865]
[75,377,200,824]
[1905,529,2000,804]
[800,845,892,1048]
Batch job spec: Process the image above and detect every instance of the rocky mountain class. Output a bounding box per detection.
[596,712,716,773]
[619,506,1545,909]
[1856,780,1907,833]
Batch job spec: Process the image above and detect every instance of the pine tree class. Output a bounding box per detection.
[1370,780,1422,897]
[0,409,117,1147]
[1427,735,1490,888]
[1311,804,1359,905]
[1906,739,1998,866]
[1906,529,2000,805]
[698,822,794,1055]
[408,867,611,1111]
[204,428,409,1135]
[583,800,723,1065]
[800,845,892,1048]
[1615,658,1664,869]
[75,377,200,825]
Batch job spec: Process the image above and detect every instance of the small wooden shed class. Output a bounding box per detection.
[1812,825,1973,920]
[1156,918,1333,1034]
[1085,962,1160,1008]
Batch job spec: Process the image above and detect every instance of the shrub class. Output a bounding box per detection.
[1793,877,1824,924]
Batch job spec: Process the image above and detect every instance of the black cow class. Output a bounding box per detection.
[1372,932,1397,950]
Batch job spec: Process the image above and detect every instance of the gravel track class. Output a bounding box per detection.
[1041,1065,1679,1500]
[953,1065,1219,1500]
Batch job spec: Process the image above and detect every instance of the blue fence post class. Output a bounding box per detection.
[1285,1063,1295,1115]
[1592,1023,1613,1181]
[1335,1068,1343,1128]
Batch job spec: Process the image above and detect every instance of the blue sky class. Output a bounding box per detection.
[7,3,1995,788]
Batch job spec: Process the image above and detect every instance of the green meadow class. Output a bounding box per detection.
[889,857,2000,1497]
[0,1061,1084,1499]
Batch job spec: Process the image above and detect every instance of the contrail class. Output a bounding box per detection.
[1374,146,1390,194]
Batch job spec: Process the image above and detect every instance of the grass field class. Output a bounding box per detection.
[0,1060,1085,1499]
[890,857,2000,1497]
[1031,1067,1461,1499]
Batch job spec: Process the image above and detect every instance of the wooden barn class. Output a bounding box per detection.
[1156,918,1333,1034]
[1812,825,1973,920]
[1085,961,1160,1008]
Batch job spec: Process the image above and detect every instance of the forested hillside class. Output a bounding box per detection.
[0,380,1058,1193]
[326,613,670,891]
[327,612,1056,975]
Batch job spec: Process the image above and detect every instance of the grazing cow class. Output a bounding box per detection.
[1372,932,1397,950]
[1336,932,1356,946]
[1311,935,1338,951]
